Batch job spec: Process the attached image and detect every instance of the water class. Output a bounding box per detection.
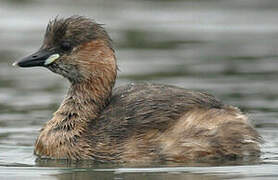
[1,0,278,179]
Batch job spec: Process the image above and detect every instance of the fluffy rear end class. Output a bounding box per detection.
[158,106,261,162]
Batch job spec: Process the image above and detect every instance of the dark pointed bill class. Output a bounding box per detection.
[13,49,60,67]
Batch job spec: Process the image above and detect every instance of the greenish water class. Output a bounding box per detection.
[1,0,278,179]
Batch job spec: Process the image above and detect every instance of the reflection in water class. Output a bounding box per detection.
[1,0,278,179]
[55,171,221,180]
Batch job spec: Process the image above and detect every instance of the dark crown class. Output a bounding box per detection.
[43,16,113,50]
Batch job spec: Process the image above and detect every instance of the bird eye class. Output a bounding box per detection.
[60,42,72,51]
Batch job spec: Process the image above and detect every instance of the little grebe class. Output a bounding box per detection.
[14,16,261,163]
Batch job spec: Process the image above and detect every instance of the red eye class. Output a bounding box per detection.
[61,42,72,51]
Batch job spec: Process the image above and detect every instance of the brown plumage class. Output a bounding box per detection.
[14,16,261,163]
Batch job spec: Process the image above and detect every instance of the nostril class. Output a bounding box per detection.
[32,55,38,58]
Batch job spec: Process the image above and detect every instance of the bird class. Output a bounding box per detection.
[13,16,261,163]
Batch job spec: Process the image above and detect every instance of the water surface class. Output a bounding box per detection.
[1,0,278,179]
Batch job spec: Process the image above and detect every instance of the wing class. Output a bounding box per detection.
[90,83,224,140]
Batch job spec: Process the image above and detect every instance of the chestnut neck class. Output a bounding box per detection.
[68,76,114,115]
[48,69,116,134]
[71,77,113,115]
[48,40,117,130]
